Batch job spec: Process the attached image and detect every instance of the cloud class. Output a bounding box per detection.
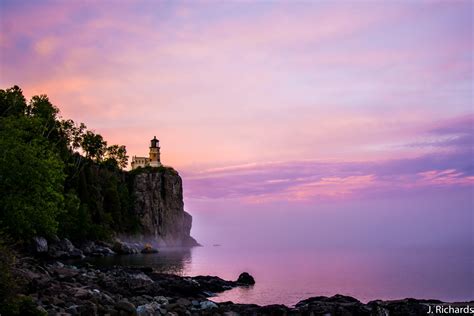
[182,115,474,203]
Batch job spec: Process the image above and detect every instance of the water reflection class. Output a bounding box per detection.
[84,247,192,275]
[79,245,473,306]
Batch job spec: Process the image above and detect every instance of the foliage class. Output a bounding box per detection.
[0,85,136,242]
[81,130,107,161]
[0,117,65,239]
[105,144,129,169]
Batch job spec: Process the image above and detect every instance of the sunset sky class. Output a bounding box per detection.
[1,0,472,244]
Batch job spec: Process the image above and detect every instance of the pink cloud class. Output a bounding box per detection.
[417,169,474,186]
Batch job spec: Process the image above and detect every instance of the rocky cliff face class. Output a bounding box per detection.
[131,168,198,247]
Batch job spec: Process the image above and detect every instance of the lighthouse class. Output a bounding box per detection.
[149,136,161,167]
[130,136,162,169]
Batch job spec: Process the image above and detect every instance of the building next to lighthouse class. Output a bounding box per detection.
[131,136,162,170]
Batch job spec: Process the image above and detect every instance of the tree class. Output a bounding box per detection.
[81,131,107,161]
[58,119,87,152]
[0,117,65,239]
[0,86,27,117]
[105,144,129,169]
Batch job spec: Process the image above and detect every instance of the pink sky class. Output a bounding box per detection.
[1,0,472,212]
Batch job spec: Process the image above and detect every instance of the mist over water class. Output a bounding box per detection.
[186,189,473,304]
[89,188,473,305]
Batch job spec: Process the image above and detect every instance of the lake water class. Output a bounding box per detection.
[84,244,473,306]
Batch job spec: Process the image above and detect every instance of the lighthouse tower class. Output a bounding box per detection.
[149,136,161,167]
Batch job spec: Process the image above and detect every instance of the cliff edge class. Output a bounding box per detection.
[131,167,199,247]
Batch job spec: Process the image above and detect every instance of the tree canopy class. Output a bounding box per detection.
[0,86,136,240]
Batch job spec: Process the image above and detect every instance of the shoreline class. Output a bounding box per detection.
[12,251,473,316]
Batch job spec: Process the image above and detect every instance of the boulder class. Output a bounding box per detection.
[48,238,80,258]
[200,301,218,309]
[236,272,255,285]
[296,294,371,315]
[113,240,139,254]
[32,236,48,253]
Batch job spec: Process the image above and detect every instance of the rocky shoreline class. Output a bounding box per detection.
[11,245,473,316]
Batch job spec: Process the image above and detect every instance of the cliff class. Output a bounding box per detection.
[130,167,198,247]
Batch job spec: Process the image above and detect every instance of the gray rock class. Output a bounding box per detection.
[153,296,169,305]
[200,301,218,309]
[32,236,48,253]
[113,240,139,254]
[48,238,80,258]
[136,302,161,316]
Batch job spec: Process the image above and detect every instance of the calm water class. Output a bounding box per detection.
[84,245,473,306]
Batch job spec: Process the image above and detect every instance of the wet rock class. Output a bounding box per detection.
[192,275,234,292]
[141,245,159,254]
[236,272,255,285]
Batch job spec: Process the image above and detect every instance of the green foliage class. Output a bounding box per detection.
[0,236,17,305]
[105,144,129,169]
[0,85,27,117]
[0,117,65,239]
[0,85,137,242]
[129,165,178,176]
[81,130,107,161]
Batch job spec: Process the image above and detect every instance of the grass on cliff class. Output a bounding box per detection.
[128,165,179,176]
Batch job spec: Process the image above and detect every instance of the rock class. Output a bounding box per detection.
[48,238,81,258]
[116,300,137,315]
[236,272,255,285]
[136,301,161,316]
[77,302,98,315]
[176,298,191,306]
[296,294,371,315]
[200,301,218,309]
[91,245,115,257]
[153,296,169,305]
[32,236,48,253]
[59,238,75,252]
[131,169,199,247]
[113,240,139,254]
[192,275,234,292]
[69,248,85,259]
[74,287,92,299]
[79,241,95,255]
[368,298,432,316]
[141,244,159,254]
